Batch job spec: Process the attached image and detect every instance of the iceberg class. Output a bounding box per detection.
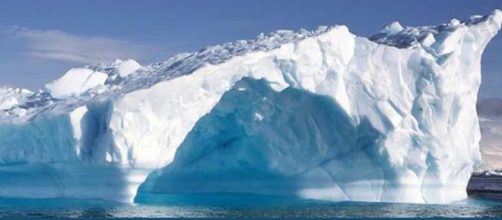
[0,10,500,204]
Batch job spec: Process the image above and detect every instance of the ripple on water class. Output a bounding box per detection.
[0,195,502,218]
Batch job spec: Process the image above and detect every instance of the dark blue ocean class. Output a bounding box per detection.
[0,194,502,218]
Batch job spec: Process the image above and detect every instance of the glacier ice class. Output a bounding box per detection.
[46,68,108,99]
[0,10,501,204]
[0,87,33,111]
[115,59,142,77]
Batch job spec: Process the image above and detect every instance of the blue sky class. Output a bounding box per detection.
[0,0,501,98]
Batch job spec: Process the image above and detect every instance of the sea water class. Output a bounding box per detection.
[0,194,502,218]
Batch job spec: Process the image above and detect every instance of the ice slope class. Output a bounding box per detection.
[0,10,501,204]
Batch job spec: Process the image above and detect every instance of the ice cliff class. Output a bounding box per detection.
[0,10,501,204]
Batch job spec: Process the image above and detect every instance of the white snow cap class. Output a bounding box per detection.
[46,68,108,99]
[115,59,141,77]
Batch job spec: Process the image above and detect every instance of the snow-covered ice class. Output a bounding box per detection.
[0,10,501,204]
[115,59,142,77]
[45,68,108,99]
[0,87,33,111]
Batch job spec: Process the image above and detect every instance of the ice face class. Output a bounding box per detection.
[0,10,500,204]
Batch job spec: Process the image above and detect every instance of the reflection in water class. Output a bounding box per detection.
[1,195,502,218]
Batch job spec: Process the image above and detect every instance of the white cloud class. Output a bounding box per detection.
[4,26,147,64]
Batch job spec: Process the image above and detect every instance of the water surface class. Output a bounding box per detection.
[1,194,502,218]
